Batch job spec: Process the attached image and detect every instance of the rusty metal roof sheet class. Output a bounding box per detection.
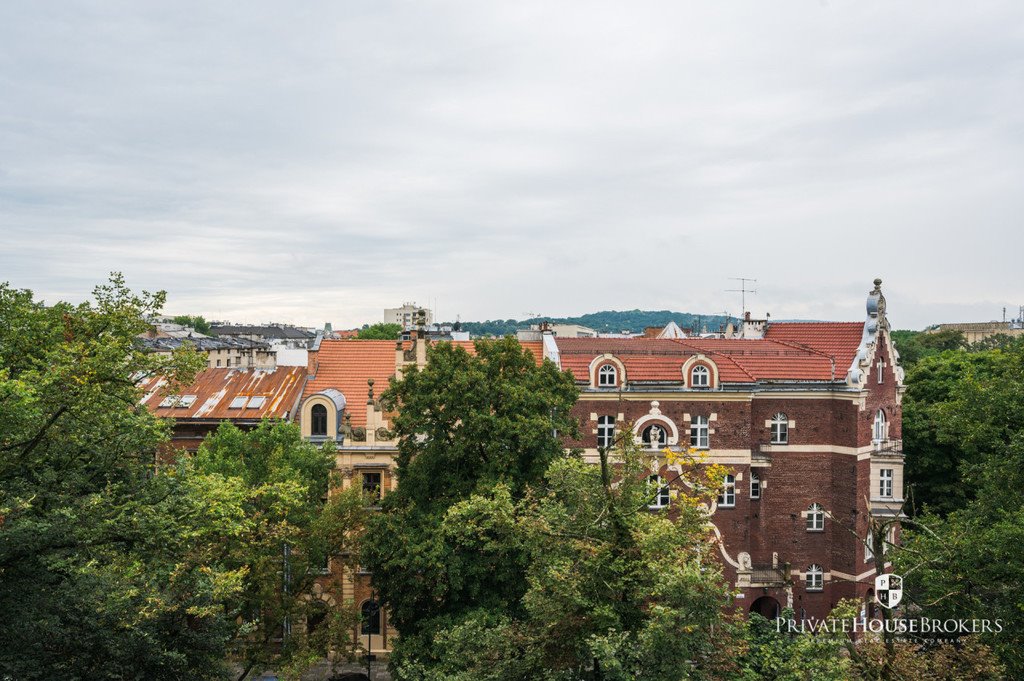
[138,366,307,421]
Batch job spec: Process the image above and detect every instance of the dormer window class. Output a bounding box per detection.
[691,365,710,388]
[598,364,617,387]
[311,404,328,437]
[770,413,789,444]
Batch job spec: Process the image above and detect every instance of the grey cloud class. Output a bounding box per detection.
[1,1,1023,328]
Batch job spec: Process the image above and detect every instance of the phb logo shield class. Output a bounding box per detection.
[875,573,903,609]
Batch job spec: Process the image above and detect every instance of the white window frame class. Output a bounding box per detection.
[691,364,710,388]
[648,475,670,509]
[597,415,615,449]
[873,409,887,442]
[805,564,824,591]
[879,468,893,498]
[806,502,824,531]
[770,413,789,444]
[690,415,709,449]
[597,364,617,387]
[749,471,760,499]
[718,474,735,508]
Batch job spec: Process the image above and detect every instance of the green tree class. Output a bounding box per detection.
[191,420,367,680]
[408,436,741,681]
[357,322,402,340]
[172,314,213,335]
[896,338,1024,676]
[0,275,226,679]
[360,338,580,675]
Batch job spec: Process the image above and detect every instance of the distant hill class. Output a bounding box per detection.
[456,310,739,337]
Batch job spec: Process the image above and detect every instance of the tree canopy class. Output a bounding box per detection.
[361,338,581,673]
[0,276,364,680]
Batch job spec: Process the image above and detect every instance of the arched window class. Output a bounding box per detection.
[750,470,761,499]
[360,600,381,636]
[806,502,824,531]
[718,474,735,507]
[647,475,670,509]
[691,364,710,388]
[805,565,824,591]
[598,364,618,387]
[311,403,328,437]
[690,415,709,449]
[597,415,616,449]
[770,413,788,444]
[873,409,887,442]
[641,423,668,449]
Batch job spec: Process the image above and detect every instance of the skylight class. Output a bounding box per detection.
[247,396,266,409]
[229,396,248,409]
[158,395,178,408]
[177,395,197,408]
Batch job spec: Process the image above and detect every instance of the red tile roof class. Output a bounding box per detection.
[304,340,399,428]
[139,366,307,420]
[556,323,866,384]
[303,339,546,428]
[763,322,864,368]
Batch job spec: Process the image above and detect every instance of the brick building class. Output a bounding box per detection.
[559,278,904,620]
[284,278,903,650]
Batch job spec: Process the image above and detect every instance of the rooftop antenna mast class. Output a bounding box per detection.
[727,278,758,317]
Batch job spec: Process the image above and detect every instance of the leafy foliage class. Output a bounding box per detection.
[191,421,368,680]
[404,439,740,681]
[896,337,1024,676]
[361,338,581,674]
[0,276,364,681]
[357,322,402,340]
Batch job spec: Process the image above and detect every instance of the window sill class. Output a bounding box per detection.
[805,587,824,593]
[806,529,824,533]
[717,504,736,509]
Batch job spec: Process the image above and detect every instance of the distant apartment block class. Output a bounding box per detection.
[385,303,432,330]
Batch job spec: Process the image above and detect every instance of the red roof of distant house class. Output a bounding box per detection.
[556,322,866,384]
[139,366,306,420]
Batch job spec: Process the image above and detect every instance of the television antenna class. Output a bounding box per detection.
[727,278,758,316]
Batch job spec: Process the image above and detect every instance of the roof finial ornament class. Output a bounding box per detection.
[873,277,882,292]
[367,378,375,404]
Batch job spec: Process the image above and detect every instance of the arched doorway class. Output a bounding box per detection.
[750,595,781,619]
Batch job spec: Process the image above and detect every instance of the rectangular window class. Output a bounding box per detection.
[879,469,893,498]
[362,472,382,503]
[647,475,670,509]
[750,472,760,500]
[247,396,266,409]
[176,395,197,408]
[229,396,248,409]
[690,416,709,449]
[717,474,735,508]
[597,416,615,449]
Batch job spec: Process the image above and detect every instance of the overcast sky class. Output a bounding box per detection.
[1,2,1022,329]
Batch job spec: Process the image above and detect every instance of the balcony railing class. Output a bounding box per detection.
[873,439,903,457]
[750,564,788,586]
